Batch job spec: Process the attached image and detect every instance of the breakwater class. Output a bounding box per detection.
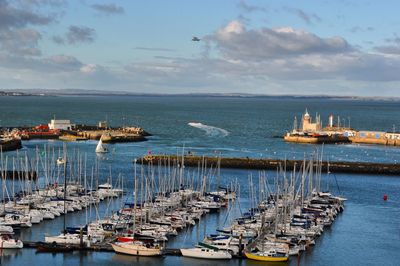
[139,155,400,175]
[1,124,151,143]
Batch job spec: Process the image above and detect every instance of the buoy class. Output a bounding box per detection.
[383,194,388,201]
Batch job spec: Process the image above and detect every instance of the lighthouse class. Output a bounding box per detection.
[302,109,321,132]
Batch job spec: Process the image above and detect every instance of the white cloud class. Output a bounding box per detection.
[210,21,352,61]
[80,64,98,73]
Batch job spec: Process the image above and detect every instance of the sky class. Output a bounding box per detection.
[1,0,400,96]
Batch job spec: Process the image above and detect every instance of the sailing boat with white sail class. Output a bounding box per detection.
[95,138,108,153]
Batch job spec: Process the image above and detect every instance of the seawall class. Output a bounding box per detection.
[138,155,400,175]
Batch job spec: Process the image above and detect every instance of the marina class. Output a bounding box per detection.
[0,144,345,264]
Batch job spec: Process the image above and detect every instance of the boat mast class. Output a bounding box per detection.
[63,145,67,235]
[133,158,137,230]
[1,147,5,214]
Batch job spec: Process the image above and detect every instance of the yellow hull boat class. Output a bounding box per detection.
[244,251,289,262]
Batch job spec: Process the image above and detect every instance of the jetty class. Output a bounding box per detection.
[139,155,400,175]
[75,129,148,143]
[0,118,151,146]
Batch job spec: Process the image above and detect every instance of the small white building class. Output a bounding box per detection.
[98,121,107,128]
[48,119,74,130]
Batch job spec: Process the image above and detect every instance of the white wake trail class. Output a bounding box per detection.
[188,122,229,137]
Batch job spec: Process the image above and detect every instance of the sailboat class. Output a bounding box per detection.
[111,241,163,256]
[95,138,108,153]
[180,242,232,260]
[111,159,163,257]
[244,249,289,262]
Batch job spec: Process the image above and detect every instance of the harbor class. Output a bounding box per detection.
[1,0,400,264]
[0,96,398,266]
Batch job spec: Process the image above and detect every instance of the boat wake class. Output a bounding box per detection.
[188,122,229,137]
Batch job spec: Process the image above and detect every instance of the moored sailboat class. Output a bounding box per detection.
[180,242,232,260]
[111,241,163,256]
[244,249,289,262]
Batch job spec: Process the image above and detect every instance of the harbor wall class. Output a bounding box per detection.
[349,131,400,146]
[284,135,320,143]
[139,155,400,175]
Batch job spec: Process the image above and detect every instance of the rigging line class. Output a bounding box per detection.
[333,173,342,195]
[221,199,234,226]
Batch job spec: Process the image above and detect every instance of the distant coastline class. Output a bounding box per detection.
[1,89,399,102]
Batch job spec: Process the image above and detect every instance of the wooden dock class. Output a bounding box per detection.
[138,155,400,175]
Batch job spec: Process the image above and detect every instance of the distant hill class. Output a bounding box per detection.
[1,89,399,101]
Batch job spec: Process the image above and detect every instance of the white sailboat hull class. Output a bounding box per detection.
[45,234,88,245]
[111,242,162,256]
[180,248,232,259]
